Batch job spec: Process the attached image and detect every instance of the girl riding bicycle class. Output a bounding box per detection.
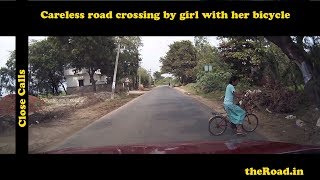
[223,75,246,135]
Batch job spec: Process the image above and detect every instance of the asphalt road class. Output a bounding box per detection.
[51,86,266,150]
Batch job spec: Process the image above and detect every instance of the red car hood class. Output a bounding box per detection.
[45,140,320,154]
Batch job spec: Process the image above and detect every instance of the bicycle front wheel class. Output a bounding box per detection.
[208,116,227,136]
[242,113,258,132]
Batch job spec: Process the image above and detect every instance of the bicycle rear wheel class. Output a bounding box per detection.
[209,116,227,136]
[242,113,258,132]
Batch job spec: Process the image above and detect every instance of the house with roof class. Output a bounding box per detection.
[64,68,110,94]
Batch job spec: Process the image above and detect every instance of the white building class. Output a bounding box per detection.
[64,68,109,94]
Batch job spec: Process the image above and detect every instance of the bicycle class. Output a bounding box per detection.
[208,95,259,136]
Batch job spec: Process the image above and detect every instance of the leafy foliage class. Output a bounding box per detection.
[196,71,231,93]
[66,36,117,92]
[29,37,68,95]
[116,36,143,88]
[0,50,16,96]
[153,71,164,81]
[138,67,151,87]
[160,40,197,84]
[28,36,143,94]
[218,37,269,84]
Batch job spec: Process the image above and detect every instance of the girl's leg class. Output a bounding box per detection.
[236,124,246,135]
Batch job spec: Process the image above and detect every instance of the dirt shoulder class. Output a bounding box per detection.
[175,86,320,146]
[28,93,141,153]
[0,129,15,154]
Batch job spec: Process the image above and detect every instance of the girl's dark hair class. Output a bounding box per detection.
[229,75,240,84]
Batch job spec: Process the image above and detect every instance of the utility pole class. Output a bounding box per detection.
[138,61,141,88]
[111,37,121,100]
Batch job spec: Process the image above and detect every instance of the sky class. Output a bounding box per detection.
[0,36,15,68]
[28,36,220,76]
[140,36,219,76]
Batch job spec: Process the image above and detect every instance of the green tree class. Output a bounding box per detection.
[137,67,151,87]
[264,36,320,104]
[194,36,229,73]
[263,42,304,89]
[153,71,163,81]
[160,40,197,84]
[63,36,117,92]
[192,36,231,93]
[29,37,69,95]
[214,36,320,113]
[218,37,271,84]
[265,36,320,80]
[194,36,221,73]
[0,50,16,95]
[217,36,303,88]
[116,36,143,89]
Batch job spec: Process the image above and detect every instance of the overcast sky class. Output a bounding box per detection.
[140,36,219,75]
[28,36,220,75]
[0,36,15,68]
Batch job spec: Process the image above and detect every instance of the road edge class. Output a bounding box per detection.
[174,86,225,114]
[44,90,153,152]
[99,90,153,121]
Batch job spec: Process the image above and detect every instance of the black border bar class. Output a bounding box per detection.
[25,1,318,35]
[16,35,28,156]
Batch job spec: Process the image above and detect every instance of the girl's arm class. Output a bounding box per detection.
[234,92,243,98]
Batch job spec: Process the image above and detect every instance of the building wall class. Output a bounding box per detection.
[64,68,108,88]
[64,68,126,94]
[65,74,108,87]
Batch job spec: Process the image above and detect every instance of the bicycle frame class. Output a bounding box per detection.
[212,113,237,130]
[209,96,259,136]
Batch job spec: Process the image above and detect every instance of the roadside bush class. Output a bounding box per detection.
[185,83,200,93]
[196,71,231,93]
[237,77,252,92]
[174,82,182,87]
[248,82,303,113]
[170,78,180,87]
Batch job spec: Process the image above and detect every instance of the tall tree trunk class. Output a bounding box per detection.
[132,75,136,90]
[89,68,97,92]
[136,75,139,89]
[60,81,68,95]
[49,75,59,95]
[266,36,320,109]
[54,78,60,95]
[181,76,185,85]
[265,36,316,80]
[55,85,59,95]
